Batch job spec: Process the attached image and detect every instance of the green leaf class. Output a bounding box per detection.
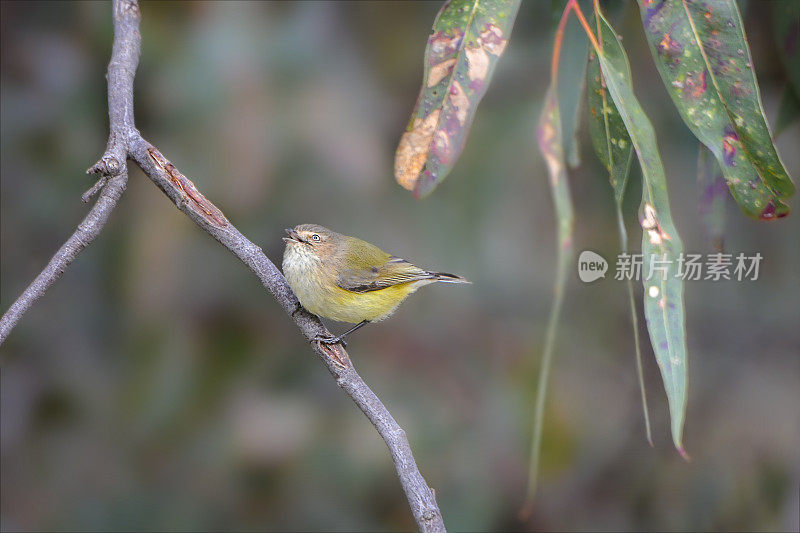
[558,11,589,169]
[524,83,575,509]
[587,47,633,203]
[587,40,652,446]
[395,0,521,198]
[639,0,794,219]
[594,11,689,455]
[697,143,728,251]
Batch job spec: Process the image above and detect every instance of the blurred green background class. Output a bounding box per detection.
[1,1,798,531]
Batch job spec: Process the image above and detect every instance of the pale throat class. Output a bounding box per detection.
[284,244,323,278]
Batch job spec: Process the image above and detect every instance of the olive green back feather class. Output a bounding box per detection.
[335,236,436,293]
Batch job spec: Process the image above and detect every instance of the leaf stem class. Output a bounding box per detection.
[550,0,574,83]
[593,0,603,52]
[593,0,652,446]
[520,241,571,519]
[617,208,654,446]
[569,1,601,53]
[552,0,601,83]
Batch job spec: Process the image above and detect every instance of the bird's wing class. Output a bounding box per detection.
[337,240,434,293]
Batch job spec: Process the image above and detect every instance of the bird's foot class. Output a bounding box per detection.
[313,333,347,348]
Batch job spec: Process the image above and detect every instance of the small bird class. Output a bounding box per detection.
[282,224,470,345]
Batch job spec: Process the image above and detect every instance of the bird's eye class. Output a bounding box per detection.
[311,234,321,242]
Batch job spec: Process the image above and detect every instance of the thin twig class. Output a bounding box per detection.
[0,0,142,344]
[0,1,445,530]
[0,172,127,344]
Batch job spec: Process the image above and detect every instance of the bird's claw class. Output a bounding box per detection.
[313,333,346,348]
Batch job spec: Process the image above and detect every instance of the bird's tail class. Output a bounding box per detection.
[430,271,471,284]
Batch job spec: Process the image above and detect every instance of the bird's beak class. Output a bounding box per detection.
[282,228,306,244]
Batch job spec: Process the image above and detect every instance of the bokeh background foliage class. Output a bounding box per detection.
[1,1,798,531]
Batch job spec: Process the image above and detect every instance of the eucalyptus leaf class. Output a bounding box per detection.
[595,11,689,455]
[587,39,651,445]
[558,11,589,169]
[395,0,521,198]
[638,0,794,219]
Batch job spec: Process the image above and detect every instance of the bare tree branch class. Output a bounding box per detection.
[0,1,445,530]
[128,139,445,531]
[0,0,143,344]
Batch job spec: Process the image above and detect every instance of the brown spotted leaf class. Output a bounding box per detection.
[639,0,795,219]
[395,0,521,197]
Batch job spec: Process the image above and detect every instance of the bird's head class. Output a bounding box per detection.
[283,224,339,259]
